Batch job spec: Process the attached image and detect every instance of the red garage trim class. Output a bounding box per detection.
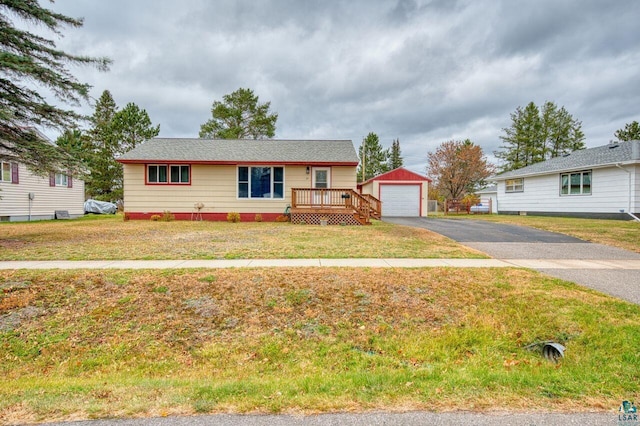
[360,167,431,185]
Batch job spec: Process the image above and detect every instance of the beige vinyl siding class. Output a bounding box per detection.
[0,163,85,221]
[330,166,357,188]
[123,164,358,214]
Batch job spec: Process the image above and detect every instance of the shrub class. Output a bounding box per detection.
[150,215,161,221]
[254,213,263,222]
[227,212,241,223]
[160,210,175,222]
[275,214,290,222]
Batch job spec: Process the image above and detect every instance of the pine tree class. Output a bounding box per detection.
[614,121,640,141]
[86,90,119,200]
[0,0,110,172]
[387,138,403,169]
[357,132,389,181]
[85,92,160,201]
[495,101,584,172]
[199,88,277,139]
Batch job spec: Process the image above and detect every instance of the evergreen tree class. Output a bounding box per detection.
[0,0,110,172]
[199,88,277,139]
[55,128,92,170]
[614,121,640,141]
[495,101,584,172]
[85,91,159,201]
[357,132,389,181]
[112,102,160,155]
[86,90,119,200]
[387,138,403,169]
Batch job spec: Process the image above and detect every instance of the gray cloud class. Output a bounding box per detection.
[44,0,640,173]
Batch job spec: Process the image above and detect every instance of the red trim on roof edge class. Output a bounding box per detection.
[359,167,431,185]
[118,160,358,166]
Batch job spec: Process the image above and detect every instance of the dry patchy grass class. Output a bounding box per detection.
[1,268,638,423]
[0,216,484,260]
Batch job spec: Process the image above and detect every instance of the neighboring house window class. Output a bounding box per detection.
[147,164,190,184]
[55,173,68,187]
[238,166,284,199]
[49,171,72,188]
[505,178,524,193]
[0,162,10,182]
[560,170,591,195]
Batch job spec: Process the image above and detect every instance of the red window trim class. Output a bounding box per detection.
[145,164,192,185]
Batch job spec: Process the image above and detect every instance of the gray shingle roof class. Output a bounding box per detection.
[118,138,359,164]
[495,140,640,179]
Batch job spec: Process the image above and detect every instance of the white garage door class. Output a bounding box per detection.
[380,185,420,217]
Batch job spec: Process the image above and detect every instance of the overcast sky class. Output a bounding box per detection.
[40,0,640,173]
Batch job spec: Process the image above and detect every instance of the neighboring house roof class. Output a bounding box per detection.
[359,167,432,185]
[494,140,640,180]
[476,184,497,194]
[117,138,359,165]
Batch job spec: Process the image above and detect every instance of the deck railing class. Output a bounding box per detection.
[291,188,381,222]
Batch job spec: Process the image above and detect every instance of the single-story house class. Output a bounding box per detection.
[117,138,382,224]
[475,184,498,214]
[358,167,431,217]
[493,140,640,220]
[1,134,85,222]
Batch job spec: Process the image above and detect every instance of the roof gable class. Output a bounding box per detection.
[495,140,640,180]
[117,138,359,165]
[361,167,431,184]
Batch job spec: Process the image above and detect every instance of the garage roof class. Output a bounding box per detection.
[360,167,431,185]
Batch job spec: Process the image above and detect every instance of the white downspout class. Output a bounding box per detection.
[615,163,640,222]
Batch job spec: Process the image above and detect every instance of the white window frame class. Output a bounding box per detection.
[54,173,68,187]
[505,178,524,193]
[560,170,591,196]
[237,166,284,199]
[0,162,10,182]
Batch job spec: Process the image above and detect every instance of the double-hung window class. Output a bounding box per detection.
[0,162,10,182]
[505,178,524,193]
[55,173,68,187]
[560,170,591,195]
[238,166,284,199]
[147,164,190,184]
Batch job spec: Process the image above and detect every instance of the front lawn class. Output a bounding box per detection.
[0,215,485,260]
[1,268,638,423]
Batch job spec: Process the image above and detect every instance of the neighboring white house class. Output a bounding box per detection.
[475,184,498,214]
[493,140,640,220]
[1,132,85,222]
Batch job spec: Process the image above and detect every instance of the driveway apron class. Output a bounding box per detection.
[384,217,640,305]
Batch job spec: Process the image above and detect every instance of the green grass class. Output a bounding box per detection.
[0,215,485,260]
[1,268,638,422]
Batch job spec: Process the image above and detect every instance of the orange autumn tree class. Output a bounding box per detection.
[427,139,495,201]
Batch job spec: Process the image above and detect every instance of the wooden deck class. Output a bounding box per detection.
[290,188,381,225]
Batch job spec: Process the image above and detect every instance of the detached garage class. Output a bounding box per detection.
[359,167,431,217]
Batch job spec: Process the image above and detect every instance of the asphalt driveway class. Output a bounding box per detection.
[383,217,584,243]
[384,217,640,304]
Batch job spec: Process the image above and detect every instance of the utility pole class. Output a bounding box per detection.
[361,136,366,182]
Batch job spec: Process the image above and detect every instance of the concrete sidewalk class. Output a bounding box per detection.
[2,258,640,270]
